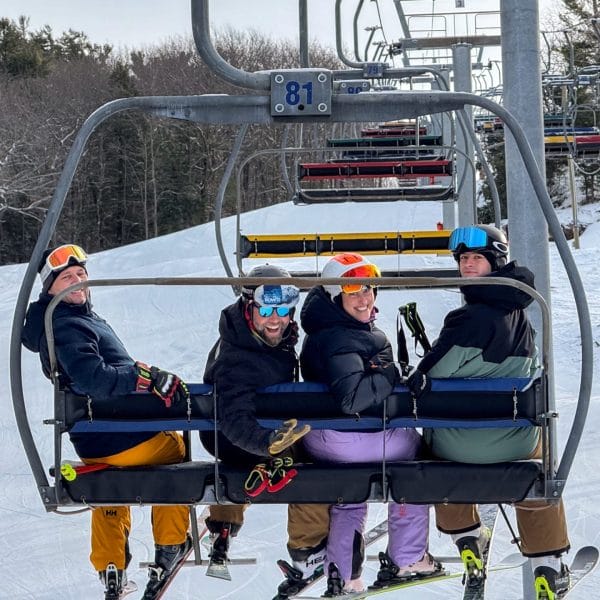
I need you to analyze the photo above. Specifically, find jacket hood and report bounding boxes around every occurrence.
[22,292,92,353]
[461,261,536,311]
[301,286,373,335]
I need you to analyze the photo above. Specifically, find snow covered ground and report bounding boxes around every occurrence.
[3,200,599,599]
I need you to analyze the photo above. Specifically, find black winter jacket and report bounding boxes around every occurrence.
[300,286,397,414]
[21,292,154,458]
[203,298,298,457]
[419,261,537,378]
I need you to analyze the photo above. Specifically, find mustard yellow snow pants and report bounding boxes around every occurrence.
[84,431,190,571]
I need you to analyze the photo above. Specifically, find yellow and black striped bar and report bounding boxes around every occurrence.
[239,230,452,258]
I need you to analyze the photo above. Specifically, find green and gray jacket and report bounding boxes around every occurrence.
[418,261,539,463]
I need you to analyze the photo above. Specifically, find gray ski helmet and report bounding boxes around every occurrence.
[241,263,292,301]
[450,224,509,271]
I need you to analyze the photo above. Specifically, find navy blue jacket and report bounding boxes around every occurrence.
[22,293,155,458]
[300,286,396,414]
[203,298,298,457]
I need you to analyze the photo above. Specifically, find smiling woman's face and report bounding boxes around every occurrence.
[340,286,375,322]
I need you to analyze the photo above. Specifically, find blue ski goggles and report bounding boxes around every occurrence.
[448,227,508,254]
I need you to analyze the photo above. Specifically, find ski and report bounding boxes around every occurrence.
[295,552,526,599]
[524,545,599,600]
[460,503,500,600]
[559,545,599,598]
[272,520,389,600]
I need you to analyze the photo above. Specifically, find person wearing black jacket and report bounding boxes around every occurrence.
[199,264,329,597]
[21,244,191,600]
[300,253,440,596]
[406,225,571,598]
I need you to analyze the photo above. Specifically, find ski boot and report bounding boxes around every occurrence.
[142,535,192,599]
[372,551,442,589]
[210,524,230,565]
[273,542,326,599]
[533,563,570,599]
[99,563,126,600]
[455,528,491,586]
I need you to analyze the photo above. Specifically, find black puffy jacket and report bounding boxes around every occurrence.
[203,298,298,457]
[300,286,397,414]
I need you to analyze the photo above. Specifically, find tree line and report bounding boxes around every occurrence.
[0,17,339,265]
[2,2,598,266]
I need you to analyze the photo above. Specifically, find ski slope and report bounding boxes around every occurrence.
[3,200,599,599]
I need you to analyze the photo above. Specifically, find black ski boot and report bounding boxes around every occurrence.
[322,562,346,597]
[273,540,327,599]
[142,535,192,599]
[210,523,231,565]
[533,563,570,599]
[99,563,126,600]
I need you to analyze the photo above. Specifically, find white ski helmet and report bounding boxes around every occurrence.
[321,253,381,299]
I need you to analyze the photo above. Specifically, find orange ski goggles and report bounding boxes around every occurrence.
[340,264,381,294]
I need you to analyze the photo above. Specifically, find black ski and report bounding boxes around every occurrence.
[272,520,389,600]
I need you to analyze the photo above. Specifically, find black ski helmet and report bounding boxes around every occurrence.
[450,224,509,271]
[241,263,293,301]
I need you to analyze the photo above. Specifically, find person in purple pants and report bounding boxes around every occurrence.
[299,253,442,596]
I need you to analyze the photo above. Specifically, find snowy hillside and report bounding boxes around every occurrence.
[3,199,599,599]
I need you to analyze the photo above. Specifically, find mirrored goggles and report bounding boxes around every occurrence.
[256,305,292,318]
[341,264,381,294]
[40,244,87,284]
[254,284,300,308]
[448,227,489,251]
[449,227,509,256]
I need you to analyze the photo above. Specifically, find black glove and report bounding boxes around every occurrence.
[369,361,400,387]
[135,361,190,408]
[406,368,431,399]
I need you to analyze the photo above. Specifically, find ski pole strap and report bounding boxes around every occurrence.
[396,310,411,377]
[399,302,432,356]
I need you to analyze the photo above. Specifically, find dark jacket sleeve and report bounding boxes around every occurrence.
[324,347,394,414]
[210,347,274,457]
[53,316,136,399]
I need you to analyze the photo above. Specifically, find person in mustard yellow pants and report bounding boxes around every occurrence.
[22,244,191,599]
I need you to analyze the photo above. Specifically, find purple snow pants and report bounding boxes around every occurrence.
[303,429,430,583]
